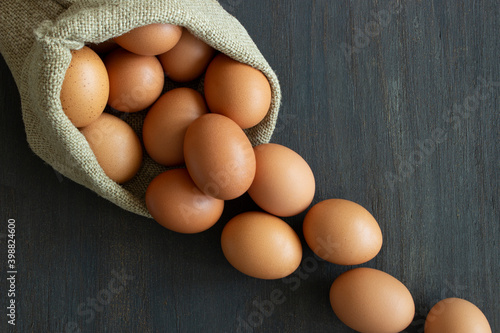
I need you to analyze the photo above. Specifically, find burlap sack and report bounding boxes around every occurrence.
[0,0,281,217]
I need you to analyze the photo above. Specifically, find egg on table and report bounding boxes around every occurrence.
[247,143,315,217]
[146,169,224,234]
[424,297,492,333]
[221,211,302,279]
[303,198,383,265]
[329,267,415,333]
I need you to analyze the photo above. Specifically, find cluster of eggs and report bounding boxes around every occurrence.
[59,23,491,333]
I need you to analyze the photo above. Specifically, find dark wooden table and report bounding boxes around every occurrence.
[1,1,498,332]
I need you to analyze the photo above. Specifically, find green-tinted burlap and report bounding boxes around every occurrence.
[0,0,281,217]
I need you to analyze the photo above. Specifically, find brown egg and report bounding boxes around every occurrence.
[221,211,302,279]
[425,298,492,333]
[60,46,109,128]
[142,88,207,166]
[330,268,415,333]
[158,28,216,82]
[80,113,142,184]
[303,199,383,265]
[104,48,164,112]
[184,113,256,200]
[204,53,271,129]
[114,23,183,56]
[146,169,224,234]
[247,143,315,217]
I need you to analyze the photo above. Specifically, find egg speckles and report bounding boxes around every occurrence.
[60,46,109,128]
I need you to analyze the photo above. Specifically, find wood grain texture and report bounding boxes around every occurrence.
[1,0,498,332]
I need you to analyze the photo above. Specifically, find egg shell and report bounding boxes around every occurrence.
[158,28,216,82]
[184,113,256,200]
[80,113,142,184]
[204,53,271,129]
[329,267,415,333]
[104,48,164,112]
[60,46,109,128]
[114,23,183,56]
[247,143,315,217]
[303,199,383,265]
[424,298,492,333]
[143,88,208,166]
[146,169,224,234]
[221,211,302,279]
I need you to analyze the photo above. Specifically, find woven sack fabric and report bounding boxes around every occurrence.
[0,0,281,217]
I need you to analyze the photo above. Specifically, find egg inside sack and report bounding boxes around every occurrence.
[114,23,183,56]
[183,113,256,200]
[60,46,109,128]
[221,211,302,279]
[146,169,224,234]
[143,87,208,166]
[158,28,216,82]
[80,113,142,184]
[104,48,164,112]
[204,53,271,129]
